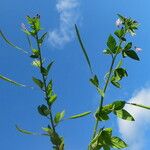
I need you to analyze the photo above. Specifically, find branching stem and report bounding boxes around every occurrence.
[90,32,126,147]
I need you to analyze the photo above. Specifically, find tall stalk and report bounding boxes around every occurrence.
[35,31,56,133]
[2,15,92,150]
[76,14,142,150]
[91,35,125,140]
[22,15,65,150]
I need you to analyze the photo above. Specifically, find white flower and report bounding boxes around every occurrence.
[115,19,122,27]
[135,47,142,52]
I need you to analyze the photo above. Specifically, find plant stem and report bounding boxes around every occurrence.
[35,33,60,150]
[35,33,56,133]
[90,36,125,144]
[92,54,117,139]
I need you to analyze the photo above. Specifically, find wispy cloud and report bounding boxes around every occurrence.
[118,88,150,150]
[48,0,80,48]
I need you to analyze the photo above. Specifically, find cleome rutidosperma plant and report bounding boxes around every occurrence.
[75,14,150,150]
[1,14,150,150]
[0,15,91,150]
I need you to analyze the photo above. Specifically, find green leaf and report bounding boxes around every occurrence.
[95,111,109,121]
[117,14,125,22]
[91,126,127,149]
[42,127,62,145]
[27,15,41,32]
[115,45,122,54]
[38,105,50,116]
[103,145,110,150]
[116,60,123,69]
[111,80,121,88]
[114,68,128,81]
[47,80,53,97]
[102,104,113,114]
[122,51,127,58]
[69,111,91,119]
[95,107,112,121]
[114,29,124,38]
[124,42,132,50]
[32,49,39,55]
[114,109,135,121]
[48,94,57,106]
[34,17,40,31]
[30,49,40,58]
[30,55,39,59]
[59,140,65,150]
[51,132,63,146]
[125,50,140,61]
[112,101,126,110]
[0,30,28,54]
[111,136,128,149]
[90,75,99,87]
[121,37,126,42]
[16,125,35,135]
[41,67,48,76]
[75,24,92,73]
[54,111,65,124]
[32,60,41,68]
[107,35,116,52]
[128,103,150,110]
[42,127,52,134]
[38,32,47,45]
[101,128,112,144]
[90,133,103,150]
[47,61,54,73]
[97,88,105,97]
[91,128,112,149]
[32,77,43,89]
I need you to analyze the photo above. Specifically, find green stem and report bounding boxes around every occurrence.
[90,34,125,145]
[92,54,117,139]
[35,33,60,150]
[35,33,56,133]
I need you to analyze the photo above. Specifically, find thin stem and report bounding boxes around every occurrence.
[35,32,56,133]
[92,55,116,139]
[91,34,125,143]
[35,33,60,150]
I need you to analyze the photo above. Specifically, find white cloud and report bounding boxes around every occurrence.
[118,88,150,150]
[48,0,80,48]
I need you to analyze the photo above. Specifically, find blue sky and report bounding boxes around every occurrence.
[1,0,150,150]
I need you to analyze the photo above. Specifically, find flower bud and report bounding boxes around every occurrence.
[21,23,27,31]
[116,19,122,27]
[135,47,142,52]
